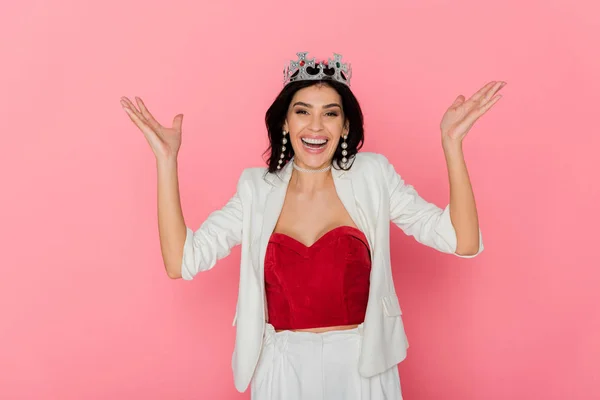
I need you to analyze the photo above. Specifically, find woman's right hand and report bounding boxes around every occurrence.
[120,96,184,161]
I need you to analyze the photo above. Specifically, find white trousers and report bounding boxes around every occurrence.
[251,323,403,400]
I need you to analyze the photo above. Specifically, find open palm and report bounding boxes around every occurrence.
[440,80,506,143]
[120,96,184,160]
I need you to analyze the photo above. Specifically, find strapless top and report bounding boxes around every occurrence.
[264,226,371,331]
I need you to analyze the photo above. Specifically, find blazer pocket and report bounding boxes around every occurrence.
[381,294,402,317]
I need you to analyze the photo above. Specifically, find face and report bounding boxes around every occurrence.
[283,84,349,170]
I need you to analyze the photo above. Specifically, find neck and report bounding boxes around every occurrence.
[289,160,333,192]
[292,160,332,173]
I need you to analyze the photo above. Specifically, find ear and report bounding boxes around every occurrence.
[283,120,289,132]
[344,120,350,135]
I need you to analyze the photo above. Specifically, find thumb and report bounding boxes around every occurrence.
[172,114,184,131]
[451,95,465,107]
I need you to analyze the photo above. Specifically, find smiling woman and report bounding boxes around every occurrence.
[120,51,499,399]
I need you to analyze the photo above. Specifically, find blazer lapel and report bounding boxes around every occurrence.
[332,166,367,241]
[258,161,293,274]
[257,162,293,322]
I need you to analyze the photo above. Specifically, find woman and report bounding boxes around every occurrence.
[120,52,502,400]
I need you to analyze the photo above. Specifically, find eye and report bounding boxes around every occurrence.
[325,112,339,117]
[295,109,309,115]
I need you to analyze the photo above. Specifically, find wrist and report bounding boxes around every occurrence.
[156,156,178,170]
[442,138,464,157]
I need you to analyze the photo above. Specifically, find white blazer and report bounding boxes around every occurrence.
[181,151,483,393]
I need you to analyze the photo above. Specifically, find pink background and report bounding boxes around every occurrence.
[1,0,598,399]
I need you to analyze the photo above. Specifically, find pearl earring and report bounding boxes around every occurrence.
[278,129,288,170]
[341,133,348,165]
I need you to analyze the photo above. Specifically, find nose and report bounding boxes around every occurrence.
[308,114,324,132]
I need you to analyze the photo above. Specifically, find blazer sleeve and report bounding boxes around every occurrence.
[379,154,484,258]
[180,170,247,280]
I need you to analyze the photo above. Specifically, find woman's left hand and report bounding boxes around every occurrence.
[440,80,506,146]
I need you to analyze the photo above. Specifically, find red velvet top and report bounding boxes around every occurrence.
[264,226,371,331]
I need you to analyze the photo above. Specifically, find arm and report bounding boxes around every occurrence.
[119,96,244,279]
[156,157,244,280]
[443,144,481,256]
[179,171,245,281]
[387,80,505,257]
[382,154,483,258]
[156,157,188,278]
[436,79,505,256]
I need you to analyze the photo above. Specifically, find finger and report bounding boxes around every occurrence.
[462,94,502,127]
[480,81,505,105]
[122,104,151,132]
[120,96,140,113]
[120,97,146,122]
[450,95,465,108]
[135,97,162,131]
[122,105,163,146]
[469,81,497,102]
[172,114,184,132]
[479,94,502,114]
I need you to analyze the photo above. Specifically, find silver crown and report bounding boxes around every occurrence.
[283,52,352,87]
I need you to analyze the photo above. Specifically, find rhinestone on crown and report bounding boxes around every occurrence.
[283,52,352,87]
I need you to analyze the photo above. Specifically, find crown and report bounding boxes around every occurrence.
[283,52,352,87]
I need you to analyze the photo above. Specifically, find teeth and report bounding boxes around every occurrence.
[301,137,327,145]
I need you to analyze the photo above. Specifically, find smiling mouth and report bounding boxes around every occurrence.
[301,137,328,149]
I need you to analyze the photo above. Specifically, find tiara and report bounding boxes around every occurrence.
[283,52,352,87]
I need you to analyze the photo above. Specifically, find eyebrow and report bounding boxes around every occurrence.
[292,102,342,110]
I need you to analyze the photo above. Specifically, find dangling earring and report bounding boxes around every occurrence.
[278,129,288,170]
[341,133,348,166]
